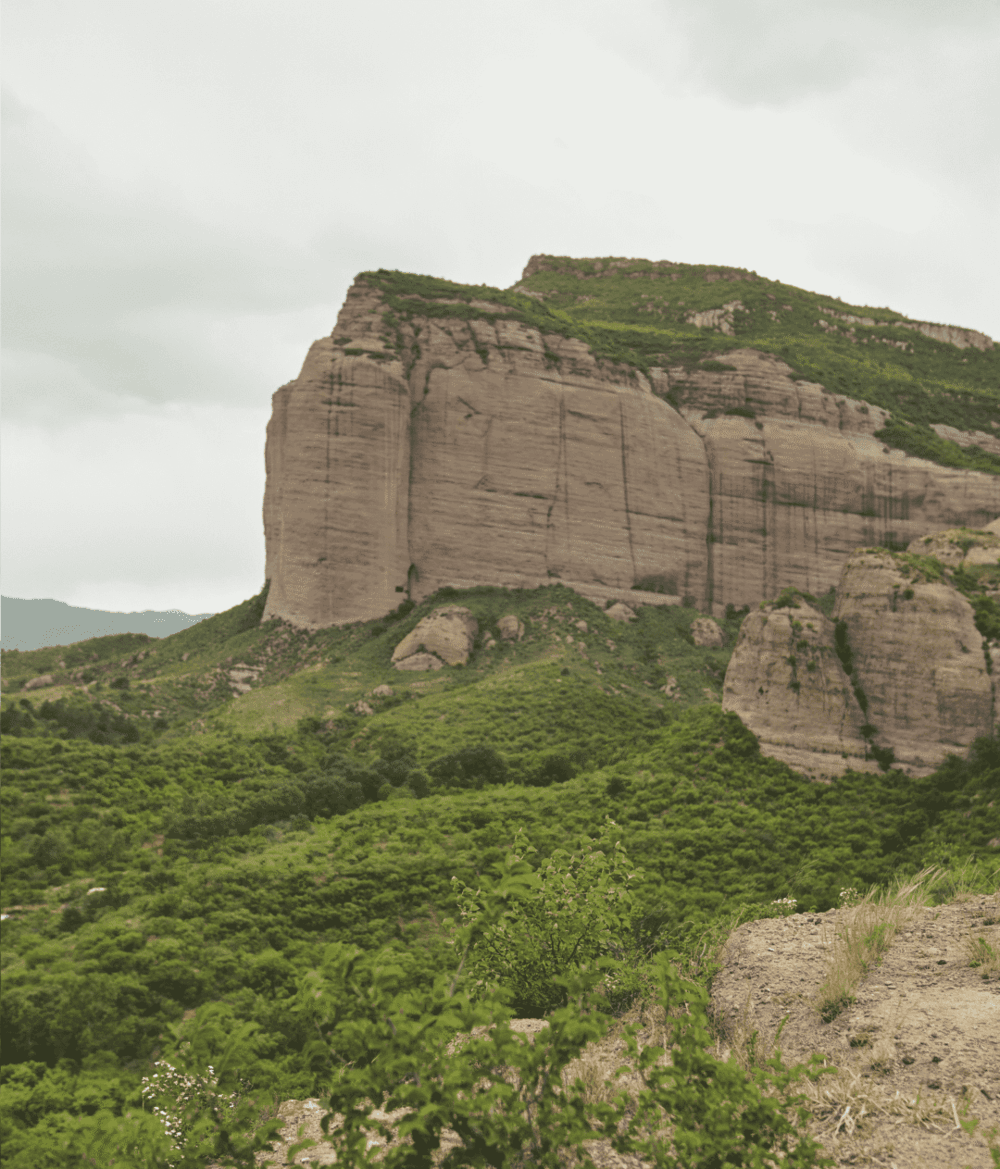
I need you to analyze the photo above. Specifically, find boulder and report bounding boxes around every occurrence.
[393,652,445,672]
[691,617,725,647]
[391,606,478,666]
[497,615,524,641]
[23,675,55,691]
[606,603,636,623]
[351,700,375,715]
[371,684,395,697]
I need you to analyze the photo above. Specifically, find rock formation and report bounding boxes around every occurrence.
[833,548,994,771]
[723,530,1000,775]
[690,617,726,647]
[497,615,524,642]
[391,606,478,670]
[262,264,1000,628]
[722,598,873,776]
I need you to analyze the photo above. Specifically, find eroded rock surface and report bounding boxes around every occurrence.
[834,549,995,771]
[712,893,1000,1169]
[690,617,725,647]
[497,614,524,641]
[262,267,1000,628]
[723,599,873,776]
[391,606,478,669]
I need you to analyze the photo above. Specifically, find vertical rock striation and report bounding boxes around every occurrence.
[834,549,995,771]
[722,598,874,777]
[263,270,1000,628]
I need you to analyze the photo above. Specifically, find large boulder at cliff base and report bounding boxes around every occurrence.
[391,606,478,668]
[393,652,446,672]
[497,615,524,641]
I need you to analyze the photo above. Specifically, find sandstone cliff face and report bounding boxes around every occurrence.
[722,599,874,776]
[833,549,995,771]
[724,537,999,775]
[263,273,1000,628]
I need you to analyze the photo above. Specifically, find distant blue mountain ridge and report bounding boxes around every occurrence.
[1,596,215,651]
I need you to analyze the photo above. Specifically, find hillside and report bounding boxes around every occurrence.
[1,581,998,1165]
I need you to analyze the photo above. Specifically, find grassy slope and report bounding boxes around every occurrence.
[1,585,998,1162]
[366,257,1000,475]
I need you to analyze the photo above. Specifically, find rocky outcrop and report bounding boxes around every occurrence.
[724,532,999,775]
[262,267,1000,628]
[22,675,55,691]
[723,598,874,776]
[391,606,478,670]
[497,615,524,642]
[834,549,995,771]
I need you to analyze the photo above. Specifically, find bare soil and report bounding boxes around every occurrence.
[712,891,1000,1168]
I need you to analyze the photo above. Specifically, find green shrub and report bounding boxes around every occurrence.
[428,745,509,790]
[452,820,645,1018]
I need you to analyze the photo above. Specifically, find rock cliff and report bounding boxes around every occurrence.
[723,530,1000,775]
[262,263,1000,628]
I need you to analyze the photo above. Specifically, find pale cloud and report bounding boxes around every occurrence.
[1,0,996,611]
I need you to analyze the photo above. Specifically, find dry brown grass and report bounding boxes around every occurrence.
[813,867,939,1023]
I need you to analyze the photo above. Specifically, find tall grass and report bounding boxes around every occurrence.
[814,861,999,1023]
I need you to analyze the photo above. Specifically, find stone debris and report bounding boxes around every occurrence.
[393,652,445,672]
[228,663,262,694]
[606,603,637,623]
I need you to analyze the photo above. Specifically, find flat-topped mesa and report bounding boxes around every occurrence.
[262,265,1000,629]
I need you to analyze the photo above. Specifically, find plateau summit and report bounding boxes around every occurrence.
[262,256,999,630]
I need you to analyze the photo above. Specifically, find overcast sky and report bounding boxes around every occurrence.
[3,0,998,616]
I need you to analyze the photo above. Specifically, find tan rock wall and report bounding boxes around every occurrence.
[833,550,995,770]
[262,277,1000,628]
[722,601,873,776]
[262,339,411,627]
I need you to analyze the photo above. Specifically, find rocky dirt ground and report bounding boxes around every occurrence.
[712,891,1000,1168]
[228,893,999,1167]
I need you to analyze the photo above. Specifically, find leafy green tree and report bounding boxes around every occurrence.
[451,819,646,1017]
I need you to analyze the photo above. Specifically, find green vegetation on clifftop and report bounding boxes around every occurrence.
[363,256,999,475]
